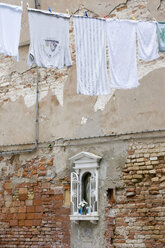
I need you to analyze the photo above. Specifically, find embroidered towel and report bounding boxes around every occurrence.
[106,20,139,89]
[157,22,165,52]
[28,8,72,69]
[137,21,159,61]
[0,3,22,61]
[73,16,110,95]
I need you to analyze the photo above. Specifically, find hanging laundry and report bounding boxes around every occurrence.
[0,3,22,61]
[107,20,139,89]
[137,21,159,61]
[28,9,72,69]
[157,22,165,52]
[73,16,110,95]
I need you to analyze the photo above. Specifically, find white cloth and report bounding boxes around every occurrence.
[0,3,22,61]
[157,22,165,52]
[106,20,139,89]
[73,16,110,95]
[28,9,72,69]
[137,21,159,61]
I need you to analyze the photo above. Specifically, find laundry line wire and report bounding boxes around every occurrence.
[25,2,158,23]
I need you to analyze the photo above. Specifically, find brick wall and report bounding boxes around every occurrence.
[0,155,70,248]
[1,140,165,248]
[105,142,165,248]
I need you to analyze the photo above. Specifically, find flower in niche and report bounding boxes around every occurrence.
[79,199,88,208]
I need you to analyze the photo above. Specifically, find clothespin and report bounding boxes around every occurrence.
[132,16,136,21]
[153,17,157,23]
[85,11,88,17]
[27,2,29,8]
[104,14,107,19]
[48,7,52,13]
[66,9,70,16]
[21,1,23,7]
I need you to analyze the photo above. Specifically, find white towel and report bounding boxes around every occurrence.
[106,20,139,89]
[137,21,159,61]
[73,16,110,96]
[28,8,72,69]
[0,3,22,61]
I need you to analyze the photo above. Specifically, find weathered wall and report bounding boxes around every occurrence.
[105,138,165,248]
[0,0,165,248]
[0,152,71,248]
[0,134,165,247]
[0,0,165,146]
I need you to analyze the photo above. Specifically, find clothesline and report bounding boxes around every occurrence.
[27,4,158,23]
[0,2,165,97]
[26,1,158,23]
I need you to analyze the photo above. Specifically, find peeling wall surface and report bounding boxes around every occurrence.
[0,0,165,145]
[0,135,165,248]
[0,0,165,248]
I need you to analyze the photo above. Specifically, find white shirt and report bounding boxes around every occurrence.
[28,8,72,69]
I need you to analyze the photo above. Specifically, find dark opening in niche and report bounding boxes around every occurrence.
[107,188,115,204]
[82,172,91,205]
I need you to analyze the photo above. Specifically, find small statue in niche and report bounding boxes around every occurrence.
[83,172,91,206]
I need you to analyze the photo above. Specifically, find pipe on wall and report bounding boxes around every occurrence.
[0,0,41,156]
[0,67,39,156]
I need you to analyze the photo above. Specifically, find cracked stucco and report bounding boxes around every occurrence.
[148,0,165,21]
[0,0,165,145]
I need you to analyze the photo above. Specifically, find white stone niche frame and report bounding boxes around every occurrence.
[69,152,102,224]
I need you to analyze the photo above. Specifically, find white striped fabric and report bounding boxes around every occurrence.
[73,16,110,96]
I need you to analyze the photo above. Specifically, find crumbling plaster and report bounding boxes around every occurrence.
[0,0,165,145]
[148,0,165,21]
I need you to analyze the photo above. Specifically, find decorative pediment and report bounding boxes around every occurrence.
[69,152,102,169]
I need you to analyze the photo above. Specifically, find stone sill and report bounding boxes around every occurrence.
[70,215,99,224]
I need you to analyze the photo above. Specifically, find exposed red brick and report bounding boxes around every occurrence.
[33,199,42,206]
[18,213,26,220]
[42,183,50,188]
[138,4,145,9]
[27,213,35,219]
[132,9,137,14]
[35,206,43,212]
[19,194,28,201]
[32,169,37,174]
[105,143,165,248]
[33,219,41,226]
[38,171,46,177]
[27,206,35,213]
[128,150,135,155]
[18,206,26,213]
[117,5,127,11]
[0,157,70,247]
[34,213,42,219]
[25,220,33,226]
[18,220,25,226]
[0,156,4,162]
[10,220,18,226]
[39,166,46,171]
[54,194,63,201]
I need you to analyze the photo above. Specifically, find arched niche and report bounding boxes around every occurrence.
[69,152,102,223]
